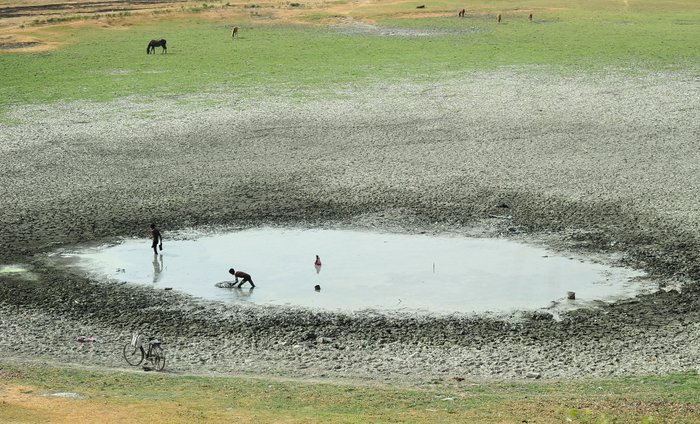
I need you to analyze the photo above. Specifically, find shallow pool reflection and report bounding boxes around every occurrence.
[53,228,649,314]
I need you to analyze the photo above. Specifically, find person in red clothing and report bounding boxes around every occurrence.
[228,268,255,288]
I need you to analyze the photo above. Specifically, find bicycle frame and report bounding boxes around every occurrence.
[124,332,165,371]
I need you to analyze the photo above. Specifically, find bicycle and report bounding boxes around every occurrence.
[123,332,166,371]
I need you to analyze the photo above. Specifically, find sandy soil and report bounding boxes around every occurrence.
[1,70,700,384]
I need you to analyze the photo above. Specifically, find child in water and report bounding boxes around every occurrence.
[228,268,255,288]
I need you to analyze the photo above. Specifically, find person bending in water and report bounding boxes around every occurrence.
[150,223,163,255]
[229,268,255,288]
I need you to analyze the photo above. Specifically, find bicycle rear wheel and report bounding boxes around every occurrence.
[123,343,144,366]
[151,345,166,371]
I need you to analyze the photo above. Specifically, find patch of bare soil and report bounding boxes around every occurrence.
[0,0,187,19]
[329,18,477,36]
[0,39,40,49]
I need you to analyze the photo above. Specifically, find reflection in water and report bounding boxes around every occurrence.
[152,254,163,283]
[231,287,254,300]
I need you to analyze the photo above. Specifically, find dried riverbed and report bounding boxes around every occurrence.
[1,70,699,383]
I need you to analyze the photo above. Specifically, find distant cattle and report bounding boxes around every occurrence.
[528,12,533,21]
[231,26,238,38]
[497,13,502,23]
[416,4,425,8]
[458,8,465,17]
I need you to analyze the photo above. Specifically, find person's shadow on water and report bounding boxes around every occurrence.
[152,254,164,283]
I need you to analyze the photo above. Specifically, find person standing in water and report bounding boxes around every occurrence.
[314,255,322,274]
[150,223,162,255]
[229,268,255,288]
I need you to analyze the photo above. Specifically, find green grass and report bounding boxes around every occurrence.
[0,0,698,112]
[1,363,699,423]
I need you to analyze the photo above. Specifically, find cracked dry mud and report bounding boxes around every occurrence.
[1,70,699,384]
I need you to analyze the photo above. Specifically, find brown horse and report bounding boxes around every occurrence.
[458,8,465,17]
[147,39,167,54]
[231,26,238,38]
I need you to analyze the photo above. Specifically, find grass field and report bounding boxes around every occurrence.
[0,0,698,112]
[1,364,699,423]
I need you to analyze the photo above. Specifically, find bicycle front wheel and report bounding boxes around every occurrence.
[123,343,144,366]
[152,345,166,371]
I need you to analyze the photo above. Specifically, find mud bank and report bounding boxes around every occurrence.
[1,70,699,383]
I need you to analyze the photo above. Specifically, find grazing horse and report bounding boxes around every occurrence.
[458,8,465,17]
[497,13,502,23]
[231,26,238,38]
[147,39,167,54]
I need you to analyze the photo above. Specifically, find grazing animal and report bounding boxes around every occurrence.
[528,12,533,21]
[231,26,238,38]
[146,39,167,54]
[497,13,502,23]
[416,4,425,8]
[458,8,465,17]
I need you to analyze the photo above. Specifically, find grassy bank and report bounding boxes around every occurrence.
[0,0,698,112]
[1,363,699,423]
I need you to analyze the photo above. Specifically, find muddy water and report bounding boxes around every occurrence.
[49,228,650,314]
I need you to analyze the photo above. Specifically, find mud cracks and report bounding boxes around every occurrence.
[1,71,699,382]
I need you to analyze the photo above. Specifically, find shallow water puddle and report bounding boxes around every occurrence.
[0,264,38,281]
[0,265,29,273]
[50,228,650,314]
